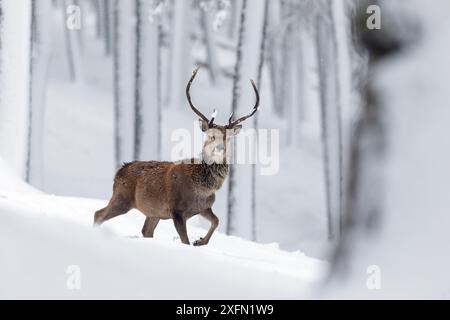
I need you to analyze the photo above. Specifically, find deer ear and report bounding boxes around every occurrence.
[231,125,242,135]
[199,119,209,132]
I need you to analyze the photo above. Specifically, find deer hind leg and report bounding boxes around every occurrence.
[141,217,160,238]
[193,208,219,246]
[93,195,132,226]
[172,213,190,245]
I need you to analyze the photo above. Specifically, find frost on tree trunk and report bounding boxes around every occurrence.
[169,0,192,108]
[93,0,103,38]
[266,0,281,117]
[331,0,357,228]
[134,0,161,160]
[162,1,175,107]
[226,0,240,40]
[27,0,52,187]
[199,8,219,85]
[0,0,32,179]
[315,6,343,241]
[72,0,84,53]
[227,0,267,240]
[113,0,137,167]
[286,30,306,147]
[103,0,113,55]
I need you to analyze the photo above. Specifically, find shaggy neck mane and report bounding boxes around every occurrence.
[198,160,229,190]
[201,161,228,177]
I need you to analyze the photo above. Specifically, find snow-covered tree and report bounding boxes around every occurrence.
[0,0,32,179]
[199,7,219,85]
[283,5,308,147]
[63,0,83,81]
[265,0,282,117]
[93,0,103,38]
[169,0,193,108]
[102,0,113,55]
[27,0,52,187]
[134,0,162,160]
[227,0,268,240]
[315,0,343,240]
[113,0,137,167]
[73,0,85,54]
[162,0,175,107]
[226,0,241,41]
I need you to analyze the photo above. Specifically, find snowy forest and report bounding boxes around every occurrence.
[1,0,450,300]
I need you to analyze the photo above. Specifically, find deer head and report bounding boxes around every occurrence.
[186,67,260,165]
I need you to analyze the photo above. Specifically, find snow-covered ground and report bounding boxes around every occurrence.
[0,160,326,299]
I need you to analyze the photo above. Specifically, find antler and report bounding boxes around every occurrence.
[227,79,260,128]
[186,68,260,129]
[186,67,216,127]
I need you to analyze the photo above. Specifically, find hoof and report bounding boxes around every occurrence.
[193,237,205,246]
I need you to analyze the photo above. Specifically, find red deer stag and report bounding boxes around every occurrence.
[94,67,259,246]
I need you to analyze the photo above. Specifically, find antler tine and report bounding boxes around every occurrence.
[228,112,234,126]
[186,67,210,124]
[227,79,260,128]
[209,109,217,126]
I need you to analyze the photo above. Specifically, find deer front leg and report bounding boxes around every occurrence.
[173,213,190,245]
[193,208,219,246]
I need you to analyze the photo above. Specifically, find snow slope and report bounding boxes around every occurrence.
[0,161,326,299]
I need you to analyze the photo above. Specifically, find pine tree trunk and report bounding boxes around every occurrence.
[227,0,240,40]
[286,31,302,147]
[250,0,269,241]
[0,0,32,178]
[73,0,85,54]
[134,0,161,161]
[163,1,175,107]
[27,0,52,187]
[93,0,103,38]
[315,6,343,241]
[227,0,267,240]
[103,0,112,55]
[63,0,83,81]
[266,0,282,117]
[170,0,192,108]
[316,18,333,240]
[113,0,137,167]
[200,9,219,85]
[329,0,344,235]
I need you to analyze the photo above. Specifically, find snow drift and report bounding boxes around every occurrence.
[0,160,326,299]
